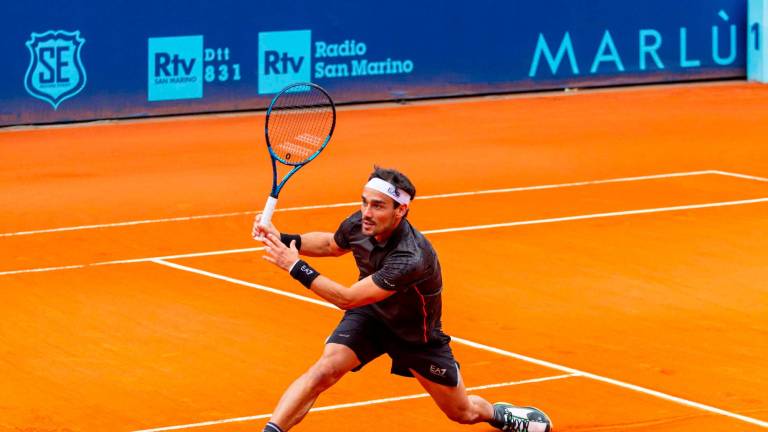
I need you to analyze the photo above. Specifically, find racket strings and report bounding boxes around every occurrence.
[268,86,334,164]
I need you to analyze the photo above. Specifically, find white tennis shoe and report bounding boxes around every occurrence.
[490,403,552,432]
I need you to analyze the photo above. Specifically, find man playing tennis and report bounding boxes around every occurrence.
[255,166,552,432]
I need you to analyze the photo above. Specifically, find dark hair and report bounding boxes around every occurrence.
[368,166,416,208]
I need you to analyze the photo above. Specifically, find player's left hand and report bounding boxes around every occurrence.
[252,212,280,241]
[262,233,299,271]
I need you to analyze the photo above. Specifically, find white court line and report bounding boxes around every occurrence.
[0,247,264,277]
[0,211,255,238]
[103,246,265,265]
[0,170,724,238]
[149,261,768,428]
[152,259,334,309]
[0,263,92,275]
[2,196,768,277]
[421,197,768,235]
[147,260,768,430]
[415,170,718,200]
[453,338,768,428]
[131,374,578,432]
[711,170,768,182]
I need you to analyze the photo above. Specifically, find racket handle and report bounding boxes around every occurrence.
[253,196,278,240]
[261,196,278,227]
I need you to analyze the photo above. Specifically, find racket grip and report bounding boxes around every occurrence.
[254,196,279,240]
[261,196,278,227]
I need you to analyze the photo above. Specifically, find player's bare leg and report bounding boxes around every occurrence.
[410,367,494,424]
[265,343,360,432]
[411,368,552,431]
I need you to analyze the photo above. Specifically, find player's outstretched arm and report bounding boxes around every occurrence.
[305,275,393,309]
[254,213,347,258]
[262,234,392,309]
[297,232,348,257]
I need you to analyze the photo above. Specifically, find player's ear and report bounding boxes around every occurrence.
[395,203,408,218]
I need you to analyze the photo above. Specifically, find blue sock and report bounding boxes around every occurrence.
[263,421,284,432]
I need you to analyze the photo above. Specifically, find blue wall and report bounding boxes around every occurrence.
[0,0,745,126]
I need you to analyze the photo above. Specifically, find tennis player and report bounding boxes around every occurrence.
[255,166,552,432]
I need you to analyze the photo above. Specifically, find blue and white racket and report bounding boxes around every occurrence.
[253,82,336,239]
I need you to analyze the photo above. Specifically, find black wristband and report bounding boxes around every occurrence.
[289,260,320,289]
[280,233,301,250]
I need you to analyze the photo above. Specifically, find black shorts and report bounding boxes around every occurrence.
[326,309,460,387]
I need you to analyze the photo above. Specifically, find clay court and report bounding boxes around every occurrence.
[1,82,767,431]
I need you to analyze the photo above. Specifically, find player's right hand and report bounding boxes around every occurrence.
[252,213,281,241]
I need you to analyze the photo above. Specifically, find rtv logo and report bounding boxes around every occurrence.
[155,51,197,77]
[148,35,203,101]
[258,30,311,94]
[264,51,305,75]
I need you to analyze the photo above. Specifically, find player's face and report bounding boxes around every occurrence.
[361,188,406,239]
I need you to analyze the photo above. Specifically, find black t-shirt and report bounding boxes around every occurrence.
[334,211,449,345]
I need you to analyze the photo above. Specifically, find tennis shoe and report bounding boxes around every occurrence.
[490,403,552,432]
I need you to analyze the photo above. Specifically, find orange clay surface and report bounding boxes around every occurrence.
[0,82,767,431]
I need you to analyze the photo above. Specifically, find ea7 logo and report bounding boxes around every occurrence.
[258,30,311,94]
[300,264,315,276]
[429,365,447,377]
[24,30,87,109]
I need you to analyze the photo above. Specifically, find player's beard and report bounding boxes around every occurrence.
[362,216,377,235]
[363,213,399,239]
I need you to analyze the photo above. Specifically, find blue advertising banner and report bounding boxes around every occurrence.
[0,0,746,126]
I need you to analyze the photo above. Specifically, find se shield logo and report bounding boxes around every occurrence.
[24,30,87,110]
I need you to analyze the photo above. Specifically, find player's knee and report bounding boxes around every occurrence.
[307,358,345,390]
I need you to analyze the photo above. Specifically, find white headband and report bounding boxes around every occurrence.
[365,177,411,205]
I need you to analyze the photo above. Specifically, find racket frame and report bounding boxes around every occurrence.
[257,82,336,232]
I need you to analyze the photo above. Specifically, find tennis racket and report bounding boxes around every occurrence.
[253,82,336,239]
